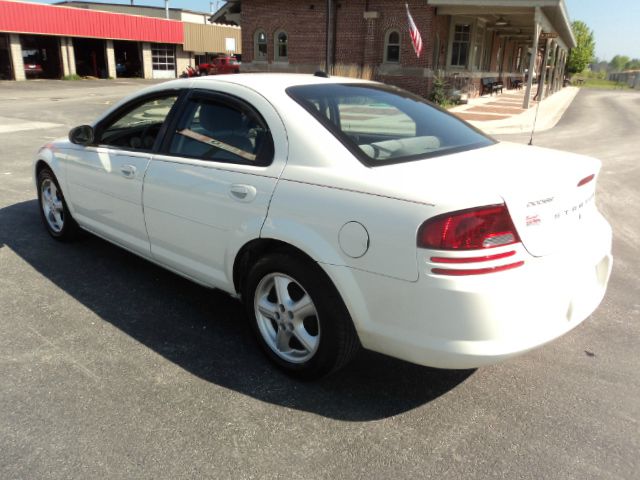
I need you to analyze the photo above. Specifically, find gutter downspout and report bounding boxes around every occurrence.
[326,0,333,73]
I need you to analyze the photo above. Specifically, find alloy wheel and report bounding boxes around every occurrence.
[254,272,321,364]
[40,178,65,233]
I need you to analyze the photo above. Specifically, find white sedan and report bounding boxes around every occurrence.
[34,73,613,378]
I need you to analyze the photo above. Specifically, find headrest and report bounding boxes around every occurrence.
[198,102,244,133]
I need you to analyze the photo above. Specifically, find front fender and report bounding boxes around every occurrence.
[33,142,63,188]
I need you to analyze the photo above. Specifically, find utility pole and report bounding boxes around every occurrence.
[165,0,169,19]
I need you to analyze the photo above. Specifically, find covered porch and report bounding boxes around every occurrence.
[429,0,576,108]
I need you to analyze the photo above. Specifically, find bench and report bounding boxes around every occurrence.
[510,77,523,90]
[481,77,504,96]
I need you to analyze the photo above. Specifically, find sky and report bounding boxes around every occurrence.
[33,0,640,61]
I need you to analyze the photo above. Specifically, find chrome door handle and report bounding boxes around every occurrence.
[229,184,257,202]
[121,164,136,178]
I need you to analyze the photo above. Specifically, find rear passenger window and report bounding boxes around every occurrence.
[168,95,274,166]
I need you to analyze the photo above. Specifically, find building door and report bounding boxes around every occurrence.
[151,43,176,79]
[113,40,142,78]
[73,38,107,78]
[0,34,13,80]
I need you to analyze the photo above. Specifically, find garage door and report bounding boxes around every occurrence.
[151,43,175,79]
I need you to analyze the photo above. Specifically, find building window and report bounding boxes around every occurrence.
[254,30,267,61]
[384,30,400,63]
[451,24,471,67]
[151,43,175,71]
[274,30,288,62]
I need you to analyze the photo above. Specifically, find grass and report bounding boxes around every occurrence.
[574,78,630,90]
[62,74,82,81]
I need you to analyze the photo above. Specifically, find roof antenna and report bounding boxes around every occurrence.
[314,70,330,78]
[528,93,542,146]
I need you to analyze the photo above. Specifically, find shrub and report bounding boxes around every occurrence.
[429,71,451,107]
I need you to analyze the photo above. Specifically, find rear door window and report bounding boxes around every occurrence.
[165,92,274,166]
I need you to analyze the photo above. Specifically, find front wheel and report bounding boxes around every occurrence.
[243,253,360,379]
[37,167,79,241]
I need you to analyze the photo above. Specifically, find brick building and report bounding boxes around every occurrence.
[228,0,575,108]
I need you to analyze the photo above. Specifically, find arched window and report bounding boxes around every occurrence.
[275,30,288,62]
[254,30,267,61]
[384,30,400,63]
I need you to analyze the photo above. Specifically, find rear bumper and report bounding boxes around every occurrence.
[324,212,613,369]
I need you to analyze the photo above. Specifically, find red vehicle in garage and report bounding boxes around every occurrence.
[24,62,43,77]
[197,55,240,75]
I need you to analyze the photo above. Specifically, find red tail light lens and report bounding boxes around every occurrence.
[577,174,595,187]
[418,204,520,250]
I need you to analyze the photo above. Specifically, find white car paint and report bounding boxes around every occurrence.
[34,74,613,369]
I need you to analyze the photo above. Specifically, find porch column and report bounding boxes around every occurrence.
[537,37,551,101]
[557,48,565,91]
[552,44,560,93]
[9,34,24,81]
[559,50,567,88]
[523,18,540,109]
[545,40,557,97]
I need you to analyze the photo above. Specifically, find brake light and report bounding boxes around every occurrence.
[418,204,520,250]
[577,174,595,187]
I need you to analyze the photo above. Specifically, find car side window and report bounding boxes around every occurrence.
[98,95,178,151]
[168,95,274,166]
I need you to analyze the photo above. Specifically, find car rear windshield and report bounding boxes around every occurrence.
[286,83,495,166]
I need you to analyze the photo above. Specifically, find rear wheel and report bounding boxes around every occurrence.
[37,167,79,241]
[243,253,360,379]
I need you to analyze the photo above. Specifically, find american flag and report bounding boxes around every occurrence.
[405,3,423,58]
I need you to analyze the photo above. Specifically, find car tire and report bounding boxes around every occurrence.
[243,253,360,379]
[37,167,79,241]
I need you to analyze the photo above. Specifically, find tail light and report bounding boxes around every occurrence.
[577,174,595,187]
[418,204,520,250]
[419,205,524,276]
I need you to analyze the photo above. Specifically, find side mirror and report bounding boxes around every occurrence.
[69,125,94,146]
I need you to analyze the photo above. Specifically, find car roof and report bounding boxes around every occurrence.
[96,73,378,129]
[158,73,375,97]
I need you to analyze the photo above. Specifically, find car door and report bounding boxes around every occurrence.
[143,86,287,291]
[65,92,180,255]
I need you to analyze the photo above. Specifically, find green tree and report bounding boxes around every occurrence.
[609,55,630,72]
[567,21,595,74]
[625,58,640,70]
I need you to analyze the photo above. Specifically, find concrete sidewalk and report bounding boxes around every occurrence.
[450,86,579,135]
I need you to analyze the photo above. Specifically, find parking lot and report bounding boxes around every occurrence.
[1,79,639,479]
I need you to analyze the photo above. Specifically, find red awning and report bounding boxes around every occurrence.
[0,0,184,44]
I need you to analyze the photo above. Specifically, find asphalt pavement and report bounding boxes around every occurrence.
[0,80,638,479]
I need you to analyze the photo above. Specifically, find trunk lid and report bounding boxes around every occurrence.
[375,142,601,257]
